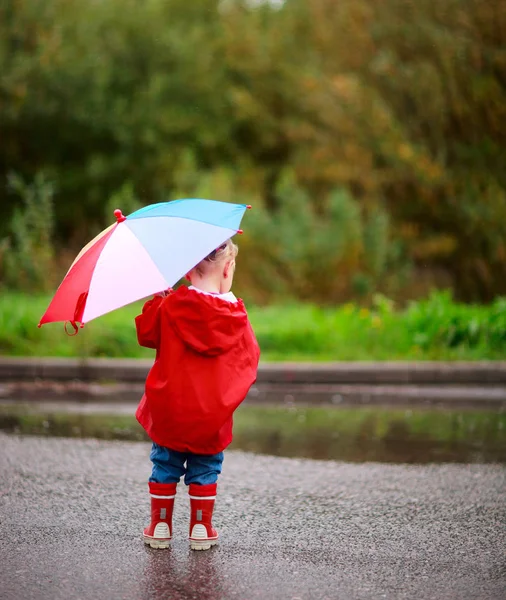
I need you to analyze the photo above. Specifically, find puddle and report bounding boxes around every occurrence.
[0,402,505,464]
[232,405,506,464]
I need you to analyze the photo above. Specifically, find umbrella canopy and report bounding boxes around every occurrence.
[39,199,250,329]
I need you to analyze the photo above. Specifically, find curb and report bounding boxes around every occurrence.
[1,357,506,384]
[1,358,505,409]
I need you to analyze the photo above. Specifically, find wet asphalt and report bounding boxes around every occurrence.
[0,433,505,600]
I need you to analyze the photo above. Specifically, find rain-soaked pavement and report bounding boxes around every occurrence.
[0,433,505,600]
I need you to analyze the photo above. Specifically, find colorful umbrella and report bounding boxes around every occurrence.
[38,199,250,331]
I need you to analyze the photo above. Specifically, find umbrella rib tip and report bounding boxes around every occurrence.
[114,209,127,223]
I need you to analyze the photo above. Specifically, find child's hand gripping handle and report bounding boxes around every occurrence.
[155,288,174,298]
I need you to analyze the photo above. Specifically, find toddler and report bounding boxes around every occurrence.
[135,239,260,550]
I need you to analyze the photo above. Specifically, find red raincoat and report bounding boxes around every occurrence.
[135,285,260,454]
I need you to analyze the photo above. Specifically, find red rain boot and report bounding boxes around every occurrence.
[188,483,219,551]
[143,482,177,549]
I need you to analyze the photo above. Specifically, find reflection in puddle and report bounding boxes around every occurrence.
[140,545,230,600]
[231,405,506,464]
[0,403,505,464]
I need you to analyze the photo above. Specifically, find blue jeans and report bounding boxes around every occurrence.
[149,443,224,486]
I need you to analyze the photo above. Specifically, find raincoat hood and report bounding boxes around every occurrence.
[166,285,249,356]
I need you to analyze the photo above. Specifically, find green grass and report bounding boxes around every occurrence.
[0,290,505,360]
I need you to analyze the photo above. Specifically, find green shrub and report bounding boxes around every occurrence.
[1,173,56,292]
[405,291,506,353]
[238,177,406,303]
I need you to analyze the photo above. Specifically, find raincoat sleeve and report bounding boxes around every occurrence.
[135,296,164,349]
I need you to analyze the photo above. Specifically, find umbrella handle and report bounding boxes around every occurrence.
[64,321,79,336]
[156,287,174,298]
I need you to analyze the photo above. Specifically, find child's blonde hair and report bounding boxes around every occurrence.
[194,238,238,276]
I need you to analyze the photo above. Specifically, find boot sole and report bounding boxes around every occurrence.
[144,536,172,549]
[190,538,218,551]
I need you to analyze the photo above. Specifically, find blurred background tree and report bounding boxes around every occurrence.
[1,0,504,303]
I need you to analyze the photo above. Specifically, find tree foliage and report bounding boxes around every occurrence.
[1,0,505,301]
